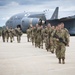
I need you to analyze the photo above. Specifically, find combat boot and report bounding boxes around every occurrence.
[32,43,34,45]
[62,57,65,64]
[41,46,43,49]
[3,39,5,42]
[50,46,54,53]
[11,40,12,43]
[35,43,37,47]
[28,39,29,42]
[10,39,13,42]
[7,39,8,42]
[58,58,61,64]
[38,45,40,48]
[46,48,48,51]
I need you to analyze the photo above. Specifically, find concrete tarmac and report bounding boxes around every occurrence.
[0,34,75,75]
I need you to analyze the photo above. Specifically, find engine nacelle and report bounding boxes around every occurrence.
[21,17,44,32]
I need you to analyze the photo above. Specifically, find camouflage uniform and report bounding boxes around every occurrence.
[61,22,70,46]
[5,27,10,42]
[1,29,6,42]
[44,26,52,51]
[54,26,69,64]
[44,27,48,50]
[30,27,35,45]
[43,27,47,43]
[40,26,44,49]
[15,28,23,43]
[51,26,59,56]
[36,26,42,48]
[26,28,31,42]
[50,27,56,53]
[34,25,38,47]
[62,28,70,46]
[9,28,14,42]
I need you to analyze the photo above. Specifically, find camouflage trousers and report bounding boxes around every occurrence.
[55,43,66,59]
[50,38,56,53]
[2,35,5,42]
[9,33,13,42]
[6,33,9,42]
[31,35,35,45]
[17,35,21,43]
[37,36,42,48]
[45,37,52,51]
[34,36,37,47]
[27,35,30,42]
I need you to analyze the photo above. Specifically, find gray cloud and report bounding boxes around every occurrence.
[0,0,43,6]
[0,0,11,6]
[0,0,56,6]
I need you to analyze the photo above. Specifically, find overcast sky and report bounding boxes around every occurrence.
[0,0,75,26]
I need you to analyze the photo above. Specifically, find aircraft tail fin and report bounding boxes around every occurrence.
[44,7,59,20]
[51,7,59,20]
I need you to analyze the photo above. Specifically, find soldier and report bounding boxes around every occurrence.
[26,27,31,42]
[54,24,70,64]
[5,26,9,42]
[40,25,44,49]
[34,24,38,47]
[1,29,6,42]
[52,26,58,56]
[9,27,14,42]
[44,23,52,52]
[30,26,35,45]
[50,26,56,53]
[44,26,47,43]
[15,26,23,43]
[36,24,42,48]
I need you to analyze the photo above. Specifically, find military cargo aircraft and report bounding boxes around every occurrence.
[6,7,75,35]
[6,7,59,32]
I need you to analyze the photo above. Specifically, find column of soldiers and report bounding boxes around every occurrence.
[1,26,23,43]
[27,22,70,64]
